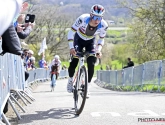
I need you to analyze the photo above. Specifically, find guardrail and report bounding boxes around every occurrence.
[96,60,165,92]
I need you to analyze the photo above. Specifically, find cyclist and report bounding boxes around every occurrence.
[50,55,61,81]
[67,4,108,97]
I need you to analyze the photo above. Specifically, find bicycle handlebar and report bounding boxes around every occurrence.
[76,51,90,57]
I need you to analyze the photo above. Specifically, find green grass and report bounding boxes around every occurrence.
[61,61,104,71]
[106,30,127,44]
[107,30,123,36]
[62,60,122,71]
[111,60,123,70]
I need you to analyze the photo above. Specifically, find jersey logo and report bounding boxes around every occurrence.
[78,18,82,24]
[75,45,78,50]
[104,26,108,31]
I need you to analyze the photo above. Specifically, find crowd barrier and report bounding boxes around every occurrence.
[0,50,68,124]
[96,60,165,91]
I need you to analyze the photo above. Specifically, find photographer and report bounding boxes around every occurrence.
[16,14,35,39]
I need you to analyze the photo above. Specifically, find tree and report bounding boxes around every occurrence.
[116,0,165,63]
[111,43,133,66]
[24,4,71,60]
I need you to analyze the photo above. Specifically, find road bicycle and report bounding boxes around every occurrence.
[50,73,56,92]
[50,65,59,92]
[72,51,89,115]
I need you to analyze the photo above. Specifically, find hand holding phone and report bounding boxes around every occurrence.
[25,14,35,23]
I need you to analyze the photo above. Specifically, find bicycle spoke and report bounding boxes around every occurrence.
[73,66,87,115]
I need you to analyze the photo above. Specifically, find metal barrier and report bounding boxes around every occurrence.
[96,60,165,92]
[0,52,69,124]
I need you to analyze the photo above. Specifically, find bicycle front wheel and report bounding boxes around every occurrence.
[74,65,87,115]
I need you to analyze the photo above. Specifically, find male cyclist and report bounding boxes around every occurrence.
[50,55,61,80]
[67,4,108,97]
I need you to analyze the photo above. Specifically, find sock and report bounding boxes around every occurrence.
[88,82,91,92]
[70,77,73,81]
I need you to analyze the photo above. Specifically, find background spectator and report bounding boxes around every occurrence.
[27,56,36,70]
[39,58,47,68]
[100,65,103,70]
[123,57,134,68]
[0,0,23,35]
[106,65,110,70]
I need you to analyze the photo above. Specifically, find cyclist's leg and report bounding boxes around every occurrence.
[56,73,59,80]
[87,56,96,83]
[85,38,97,97]
[67,33,83,92]
[68,58,79,78]
[85,38,96,83]
[68,33,83,78]
[50,73,54,90]
[51,73,53,81]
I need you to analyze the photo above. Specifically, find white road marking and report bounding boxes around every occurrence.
[91,112,121,117]
[127,110,159,116]
[91,110,161,117]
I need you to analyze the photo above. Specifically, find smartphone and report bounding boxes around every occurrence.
[29,15,35,23]
[25,14,35,23]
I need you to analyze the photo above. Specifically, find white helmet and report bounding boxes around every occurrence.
[28,50,34,55]
[91,4,105,17]
[54,55,59,60]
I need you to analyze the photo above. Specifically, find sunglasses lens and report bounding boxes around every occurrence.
[93,16,102,21]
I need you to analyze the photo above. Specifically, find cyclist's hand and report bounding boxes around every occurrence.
[70,48,76,56]
[96,52,102,58]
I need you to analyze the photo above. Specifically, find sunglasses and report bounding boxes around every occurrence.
[92,16,102,21]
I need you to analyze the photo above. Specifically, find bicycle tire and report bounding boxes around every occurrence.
[74,65,87,115]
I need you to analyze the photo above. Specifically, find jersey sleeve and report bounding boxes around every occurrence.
[67,15,83,49]
[97,20,108,46]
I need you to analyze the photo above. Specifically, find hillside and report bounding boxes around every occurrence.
[38,0,130,17]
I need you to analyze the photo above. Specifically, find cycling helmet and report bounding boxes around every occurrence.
[54,55,60,60]
[91,4,105,17]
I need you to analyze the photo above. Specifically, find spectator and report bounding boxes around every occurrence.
[26,50,35,70]
[0,1,31,56]
[27,56,36,70]
[123,57,134,69]
[16,22,35,39]
[16,14,35,39]
[22,49,29,66]
[2,1,29,116]
[0,0,23,35]
[106,65,110,70]
[28,50,34,58]
[100,65,103,70]
[39,58,47,68]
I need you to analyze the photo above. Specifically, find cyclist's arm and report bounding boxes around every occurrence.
[96,20,108,52]
[49,60,54,72]
[67,15,83,49]
[58,60,62,73]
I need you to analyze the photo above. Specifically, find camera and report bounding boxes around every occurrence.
[25,14,35,23]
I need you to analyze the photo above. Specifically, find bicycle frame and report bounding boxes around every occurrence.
[73,56,85,85]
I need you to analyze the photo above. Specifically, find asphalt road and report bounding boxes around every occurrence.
[14,78,165,125]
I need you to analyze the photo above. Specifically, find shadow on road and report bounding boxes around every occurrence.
[18,107,79,124]
[33,91,52,93]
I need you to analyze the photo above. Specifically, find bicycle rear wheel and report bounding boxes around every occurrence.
[74,65,87,115]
